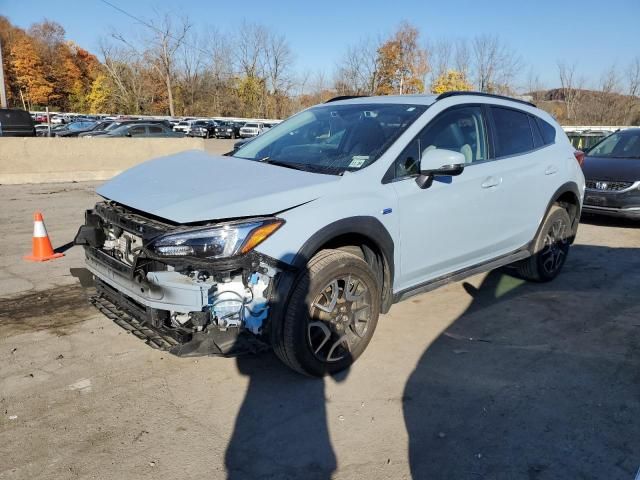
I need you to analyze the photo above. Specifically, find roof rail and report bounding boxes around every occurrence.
[436,91,536,107]
[324,95,369,103]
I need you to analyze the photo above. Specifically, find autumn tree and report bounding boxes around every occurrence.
[375,22,428,95]
[431,70,473,94]
[9,35,53,108]
[86,73,111,113]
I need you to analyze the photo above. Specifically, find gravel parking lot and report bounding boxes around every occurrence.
[0,181,639,480]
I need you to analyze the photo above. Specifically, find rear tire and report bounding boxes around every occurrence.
[272,249,380,376]
[516,205,572,282]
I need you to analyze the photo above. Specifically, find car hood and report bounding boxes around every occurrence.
[582,156,640,182]
[97,150,340,223]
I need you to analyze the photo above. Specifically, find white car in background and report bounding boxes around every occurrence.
[239,122,265,138]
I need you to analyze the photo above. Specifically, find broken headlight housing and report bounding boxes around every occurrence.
[149,218,283,259]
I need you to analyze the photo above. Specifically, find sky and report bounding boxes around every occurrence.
[2,0,639,90]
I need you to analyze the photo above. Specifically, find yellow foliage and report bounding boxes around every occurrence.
[431,70,473,94]
[86,74,111,113]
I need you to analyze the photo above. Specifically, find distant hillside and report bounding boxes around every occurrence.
[529,88,640,126]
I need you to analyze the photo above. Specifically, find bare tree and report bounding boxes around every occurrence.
[178,29,206,115]
[264,31,294,117]
[472,34,521,94]
[99,41,148,114]
[335,37,380,95]
[453,39,471,78]
[627,56,640,97]
[145,14,191,116]
[234,21,268,78]
[558,61,583,122]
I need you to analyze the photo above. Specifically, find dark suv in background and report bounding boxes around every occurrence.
[214,121,243,139]
[0,108,36,136]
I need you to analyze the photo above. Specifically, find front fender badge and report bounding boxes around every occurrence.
[382,208,392,215]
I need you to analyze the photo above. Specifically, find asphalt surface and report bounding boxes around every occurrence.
[0,181,639,480]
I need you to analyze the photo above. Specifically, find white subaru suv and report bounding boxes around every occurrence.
[75,92,585,376]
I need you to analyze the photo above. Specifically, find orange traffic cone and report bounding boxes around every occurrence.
[24,212,65,262]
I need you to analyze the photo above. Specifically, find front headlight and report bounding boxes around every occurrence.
[149,218,284,259]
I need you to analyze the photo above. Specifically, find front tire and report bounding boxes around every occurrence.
[272,249,380,376]
[516,205,572,282]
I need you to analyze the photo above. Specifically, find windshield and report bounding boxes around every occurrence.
[234,103,426,174]
[588,131,640,158]
[244,123,258,128]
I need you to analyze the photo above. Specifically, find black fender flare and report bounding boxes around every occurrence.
[531,181,582,250]
[268,216,395,342]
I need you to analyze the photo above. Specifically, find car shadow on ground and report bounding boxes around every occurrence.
[224,353,340,480]
[224,263,350,480]
[403,244,640,479]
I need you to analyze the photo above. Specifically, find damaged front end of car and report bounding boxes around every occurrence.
[74,201,289,357]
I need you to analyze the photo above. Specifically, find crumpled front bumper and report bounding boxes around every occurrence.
[85,246,211,314]
[74,203,275,357]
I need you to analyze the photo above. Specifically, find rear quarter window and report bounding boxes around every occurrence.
[491,107,534,157]
[535,117,556,145]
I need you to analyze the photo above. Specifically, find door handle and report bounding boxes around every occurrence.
[545,165,558,175]
[481,176,501,188]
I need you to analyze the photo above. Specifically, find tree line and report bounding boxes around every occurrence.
[1,14,639,125]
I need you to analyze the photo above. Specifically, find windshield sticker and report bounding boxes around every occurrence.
[349,156,369,168]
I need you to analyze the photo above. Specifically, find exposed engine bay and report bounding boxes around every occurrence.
[74,202,285,357]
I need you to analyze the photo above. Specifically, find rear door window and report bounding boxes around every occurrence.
[490,107,534,157]
[129,125,146,136]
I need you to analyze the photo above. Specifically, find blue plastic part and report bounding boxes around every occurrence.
[244,307,268,334]
[382,207,393,215]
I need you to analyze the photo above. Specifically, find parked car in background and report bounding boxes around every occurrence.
[55,120,114,137]
[52,120,97,137]
[188,120,217,138]
[35,124,50,136]
[566,129,611,151]
[80,119,172,137]
[215,121,242,139]
[581,128,640,219]
[0,108,36,136]
[173,120,192,134]
[102,123,184,138]
[239,122,265,138]
[50,114,70,125]
[75,92,584,376]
